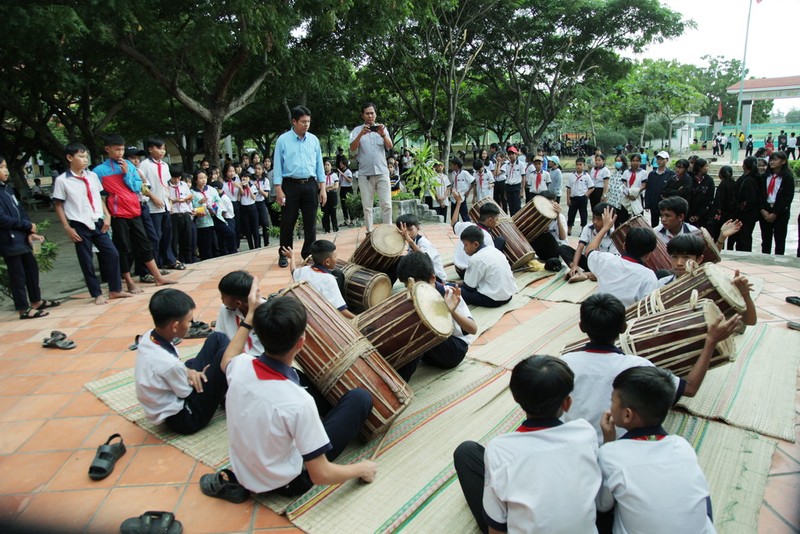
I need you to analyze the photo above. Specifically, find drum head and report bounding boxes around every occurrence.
[371,225,406,256]
[698,227,722,263]
[532,195,557,219]
[701,263,746,313]
[367,276,393,307]
[700,298,736,357]
[412,282,455,337]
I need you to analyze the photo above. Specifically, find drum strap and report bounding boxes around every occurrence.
[316,337,377,396]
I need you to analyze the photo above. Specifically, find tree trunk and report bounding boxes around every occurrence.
[204,117,224,167]
[639,114,647,148]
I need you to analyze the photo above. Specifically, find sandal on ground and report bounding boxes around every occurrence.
[159,269,171,275]
[166,261,186,270]
[786,296,800,307]
[50,330,68,342]
[120,511,182,534]
[35,299,60,310]
[186,325,211,339]
[19,307,49,320]
[42,335,76,350]
[199,469,250,503]
[788,321,800,331]
[191,320,210,330]
[88,433,126,480]
[139,274,156,284]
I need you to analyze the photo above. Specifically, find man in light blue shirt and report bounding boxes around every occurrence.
[273,106,327,267]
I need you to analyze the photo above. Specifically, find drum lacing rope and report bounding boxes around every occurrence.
[315,337,378,396]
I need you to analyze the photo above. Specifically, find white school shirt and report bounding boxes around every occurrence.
[451,169,474,198]
[215,303,265,356]
[548,214,569,245]
[597,436,715,534]
[168,180,193,215]
[226,354,331,493]
[338,168,354,188]
[590,166,611,189]
[525,166,551,194]
[653,221,698,245]
[453,221,494,270]
[224,178,242,202]
[134,329,192,424]
[449,291,474,345]
[464,246,517,301]
[52,169,105,229]
[240,182,257,206]
[254,177,270,202]
[292,266,347,310]
[139,158,171,213]
[623,169,647,194]
[765,173,782,204]
[567,172,593,197]
[502,160,524,185]
[578,224,618,253]
[587,251,658,307]
[217,193,236,220]
[412,235,447,282]
[483,419,601,534]
[324,172,339,190]
[561,348,682,444]
[473,169,494,200]
[430,173,450,206]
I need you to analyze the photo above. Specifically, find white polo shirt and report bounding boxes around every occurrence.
[226,354,331,493]
[590,166,611,189]
[453,222,494,270]
[223,178,242,202]
[168,181,194,215]
[292,265,347,311]
[215,302,266,356]
[623,169,647,191]
[218,193,235,220]
[449,290,475,345]
[464,246,517,301]
[502,161,524,185]
[134,330,191,424]
[597,433,715,534]
[586,251,658,307]
[139,158,171,213]
[52,169,105,229]
[254,177,270,202]
[240,182,257,206]
[567,172,593,197]
[653,222,699,245]
[525,167,551,194]
[483,419,601,533]
[429,173,451,205]
[451,169,474,197]
[412,235,447,282]
[579,224,618,253]
[473,169,494,200]
[561,346,683,444]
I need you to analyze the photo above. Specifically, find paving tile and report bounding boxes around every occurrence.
[769,447,800,476]
[0,420,45,454]
[18,416,103,452]
[758,501,800,533]
[62,351,122,372]
[0,374,50,396]
[116,445,195,486]
[763,472,800,530]
[86,485,182,534]
[174,482,255,533]
[33,370,102,395]
[15,488,108,532]
[80,414,151,449]
[0,451,71,493]
[0,494,33,524]
[56,391,111,417]
[253,506,294,529]
[0,394,72,422]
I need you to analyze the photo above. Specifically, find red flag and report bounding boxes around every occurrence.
[717,100,723,120]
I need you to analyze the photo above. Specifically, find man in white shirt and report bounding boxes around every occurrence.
[349,102,393,232]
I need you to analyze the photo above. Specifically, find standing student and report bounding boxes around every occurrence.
[450,157,475,222]
[430,162,451,220]
[759,150,795,255]
[458,225,517,308]
[588,154,610,210]
[264,157,281,230]
[349,102,392,232]
[711,165,737,242]
[502,147,524,215]
[661,158,692,202]
[566,157,594,235]
[524,155,550,202]
[0,155,59,319]
[745,134,754,157]
[688,158,715,230]
[645,151,675,226]
[337,159,354,226]
[492,151,508,211]
[167,165,194,265]
[321,160,339,233]
[731,156,761,252]
[547,155,562,203]
[473,159,494,202]
[191,170,228,261]
[238,173,260,249]
[221,164,242,251]
[139,138,179,270]
[252,163,272,246]
[53,143,134,305]
[210,181,238,255]
[621,153,647,222]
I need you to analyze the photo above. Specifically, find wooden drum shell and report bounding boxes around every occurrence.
[469,198,535,269]
[610,215,672,272]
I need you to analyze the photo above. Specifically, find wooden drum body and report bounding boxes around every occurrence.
[350,225,405,274]
[690,227,722,264]
[619,299,736,377]
[355,282,454,369]
[610,215,672,272]
[279,282,413,439]
[656,262,745,318]
[336,260,392,313]
[512,195,557,242]
[469,198,535,269]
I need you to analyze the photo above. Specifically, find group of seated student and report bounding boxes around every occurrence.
[454,292,741,534]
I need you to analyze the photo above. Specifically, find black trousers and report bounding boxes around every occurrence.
[4,252,41,311]
[214,217,238,255]
[322,191,339,232]
[70,219,121,296]
[589,188,604,211]
[255,200,271,245]
[531,232,561,261]
[760,210,790,255]
[397,336,468,382]
[170,213,193,264]
[110,216,154,275]
[453,441,489,534]
[567,196,588,229]
[460,283,511,308]
[137,203,157,276]
[150,211,176,267]
[559,244,589,271]
[197,225,214,261]
[505,183,522,216]
[339,186,353,222]
[240,203,260,249]
[493,181,507,212]
[280,179,319,260]
[165,332,230,435]
[730,217,757,252]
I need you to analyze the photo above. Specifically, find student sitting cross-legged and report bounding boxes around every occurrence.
[458,225,517,308]
[597,366,716,534]
[282,240,353,318]
[216,270,268,356]
[199,281,377,502]
[453,355,601,534]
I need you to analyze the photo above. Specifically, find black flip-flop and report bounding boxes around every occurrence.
[786,296,800,307]
[50,330,67,341]
[120,511,182,534]
[199,469,250,503]
[36,299,60,310]
[88,433,126,480]
[19,307,48,320]
[42,336,76,350]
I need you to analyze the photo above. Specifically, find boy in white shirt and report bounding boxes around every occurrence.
[597,367,716,534]
[395,252,477,381]
[566,156,594,235]
[138,138,178,269]
[211,181,237,255]
[561,202,619,283]
[449,157,475,221]
[168,165,194,265]
[454,355,601,534]
[135,289,230,434]
[653,196,698,244]
[397,214,447,282]
[524,155,550,202]
[473,159,494,202]
[216,270,267,356]
[431,162,451,220]
[281,240,354,318]
[458,225,517,307]
[450,191,496,279]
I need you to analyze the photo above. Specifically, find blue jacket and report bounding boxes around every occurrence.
[0,181,33,257]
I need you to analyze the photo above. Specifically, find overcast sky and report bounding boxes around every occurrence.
[637,0,799,114]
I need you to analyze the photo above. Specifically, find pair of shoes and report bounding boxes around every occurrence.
[788,321,800,331]
[20,307,48,320]
[199,469,250,503]
[165,261,186,270]
[139,274,156,284]
[121,511,182,534]
[88,433,126,480]
[43,331,76,349]
[278,256,289,268]
[786,296,800,307]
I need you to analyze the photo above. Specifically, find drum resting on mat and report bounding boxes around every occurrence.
[355,282,454,370]
[279,282,413,440]
[350,225,405,274]
[610,215,672,272]
[469,197,535,269]
[512,195,557,242]
[335,260,392,314]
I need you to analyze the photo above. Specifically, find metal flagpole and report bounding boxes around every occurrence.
[732,0,754,164]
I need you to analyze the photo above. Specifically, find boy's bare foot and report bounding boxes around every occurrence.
[568,273,588,284]
[95,295,110,305]
[155,277,178,286]
[586,273,597,282]
[110,291,135,299]
[125,282,145,294]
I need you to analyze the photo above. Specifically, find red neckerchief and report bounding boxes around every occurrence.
[628,169,638,187]
[234,314,253,351]
[767,173,778,196]
[621,254,643,265]
[71,171,95,211]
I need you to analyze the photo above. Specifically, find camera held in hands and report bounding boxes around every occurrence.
[369,124,380,132]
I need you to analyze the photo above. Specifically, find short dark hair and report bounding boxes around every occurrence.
[169,164,183,178]
[625,227,657,258]
[674,158,688,170]
[291,106,311,121]
[450,157,463,169]
[658,196,689,217]
[580,293,626,344]
[65,142,88,157]
[102,134,126,147]
[460,225,484,246]
[478,201,500,222]
[361,101,377,113]
[149,288,195,328]
[254,296,307,356]
[309,239,336,264]
[591,202,613,217]
[396,213,420,229]
[473,159,484,171]
[397,251,435,284]
[613,366,676,426]
[594,153,606,162]
[146,137,165,149]
[218,270,254,299]
[666,233,704,257]
[576,157,585,164]
[510,355,574,417]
